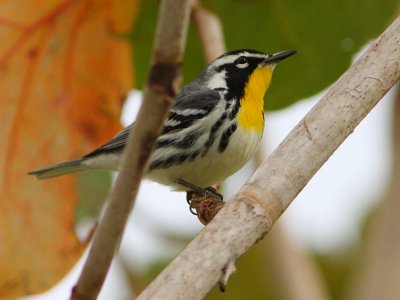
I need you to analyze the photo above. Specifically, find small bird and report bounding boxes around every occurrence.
[29,49,296,197]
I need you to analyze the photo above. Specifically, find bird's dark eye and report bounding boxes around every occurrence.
[234,56,249,69]
[235,56,247,63]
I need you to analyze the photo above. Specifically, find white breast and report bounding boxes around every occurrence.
[146,124,262,190]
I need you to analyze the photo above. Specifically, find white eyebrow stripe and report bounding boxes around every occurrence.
[211,52,268,68]
[211,55,240,67]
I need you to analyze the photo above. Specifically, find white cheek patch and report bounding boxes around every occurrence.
[207,70,227,89]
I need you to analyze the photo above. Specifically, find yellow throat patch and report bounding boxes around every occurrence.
[238,66,273,133]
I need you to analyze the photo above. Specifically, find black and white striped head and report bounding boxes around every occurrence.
[203,49,296,99]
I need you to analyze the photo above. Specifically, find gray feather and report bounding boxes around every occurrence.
[78,89,220,157]
[29,89,221,180]
[82,124,134,158]
[28,158,87,179]
[174,89,220,110]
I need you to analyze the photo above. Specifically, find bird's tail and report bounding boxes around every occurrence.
[28,158,87,180]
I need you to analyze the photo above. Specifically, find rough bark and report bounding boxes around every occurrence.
[136,16,400,300]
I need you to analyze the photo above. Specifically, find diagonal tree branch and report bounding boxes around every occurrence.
[193,8,329,298]
[136,16,400,300]
[70,1,193,299]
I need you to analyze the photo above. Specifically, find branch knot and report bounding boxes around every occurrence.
[148,63,182,98]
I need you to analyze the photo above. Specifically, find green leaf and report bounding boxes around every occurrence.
[75,172,112,222]
[132,0,399,110]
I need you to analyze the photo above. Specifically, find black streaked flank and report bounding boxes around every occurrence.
[188,150,200,161]
[202,112,227,156]
[149,149,201,171]
[228,98,240,120]
[177,134,198,148]
[219,123,237,153]
[149,152,189,170]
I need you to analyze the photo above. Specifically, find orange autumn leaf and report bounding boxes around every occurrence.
[0,0,137,297]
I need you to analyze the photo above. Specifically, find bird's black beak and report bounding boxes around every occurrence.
[263,50,297,65]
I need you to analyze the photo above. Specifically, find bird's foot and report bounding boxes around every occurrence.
[177,179,223,200]
[177,179,225,224]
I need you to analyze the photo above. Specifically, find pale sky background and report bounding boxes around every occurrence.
[24,57,396,299]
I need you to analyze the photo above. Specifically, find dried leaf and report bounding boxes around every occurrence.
[0,0,136,297]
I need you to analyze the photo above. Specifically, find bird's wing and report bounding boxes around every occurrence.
[163,89,221,134]
[82,123,134,158]
[83,89,221,158]
[174,88,220,110]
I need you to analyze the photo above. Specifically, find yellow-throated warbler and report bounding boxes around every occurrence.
[29,49,296,195]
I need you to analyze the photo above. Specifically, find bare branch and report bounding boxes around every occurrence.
[70,1,193,299]
[192,3,226,62]
[136,16,400,300]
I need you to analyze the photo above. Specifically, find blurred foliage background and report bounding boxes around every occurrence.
[132,0,398,109]
[3,0,397,298]
[76,1,399,299]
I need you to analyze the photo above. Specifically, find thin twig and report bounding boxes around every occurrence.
[192,3,226,63]
[136,16,400,300]
[69,1,193,299]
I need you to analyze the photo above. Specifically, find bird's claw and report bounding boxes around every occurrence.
[178,179,223,215]
[203,186,223,200]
